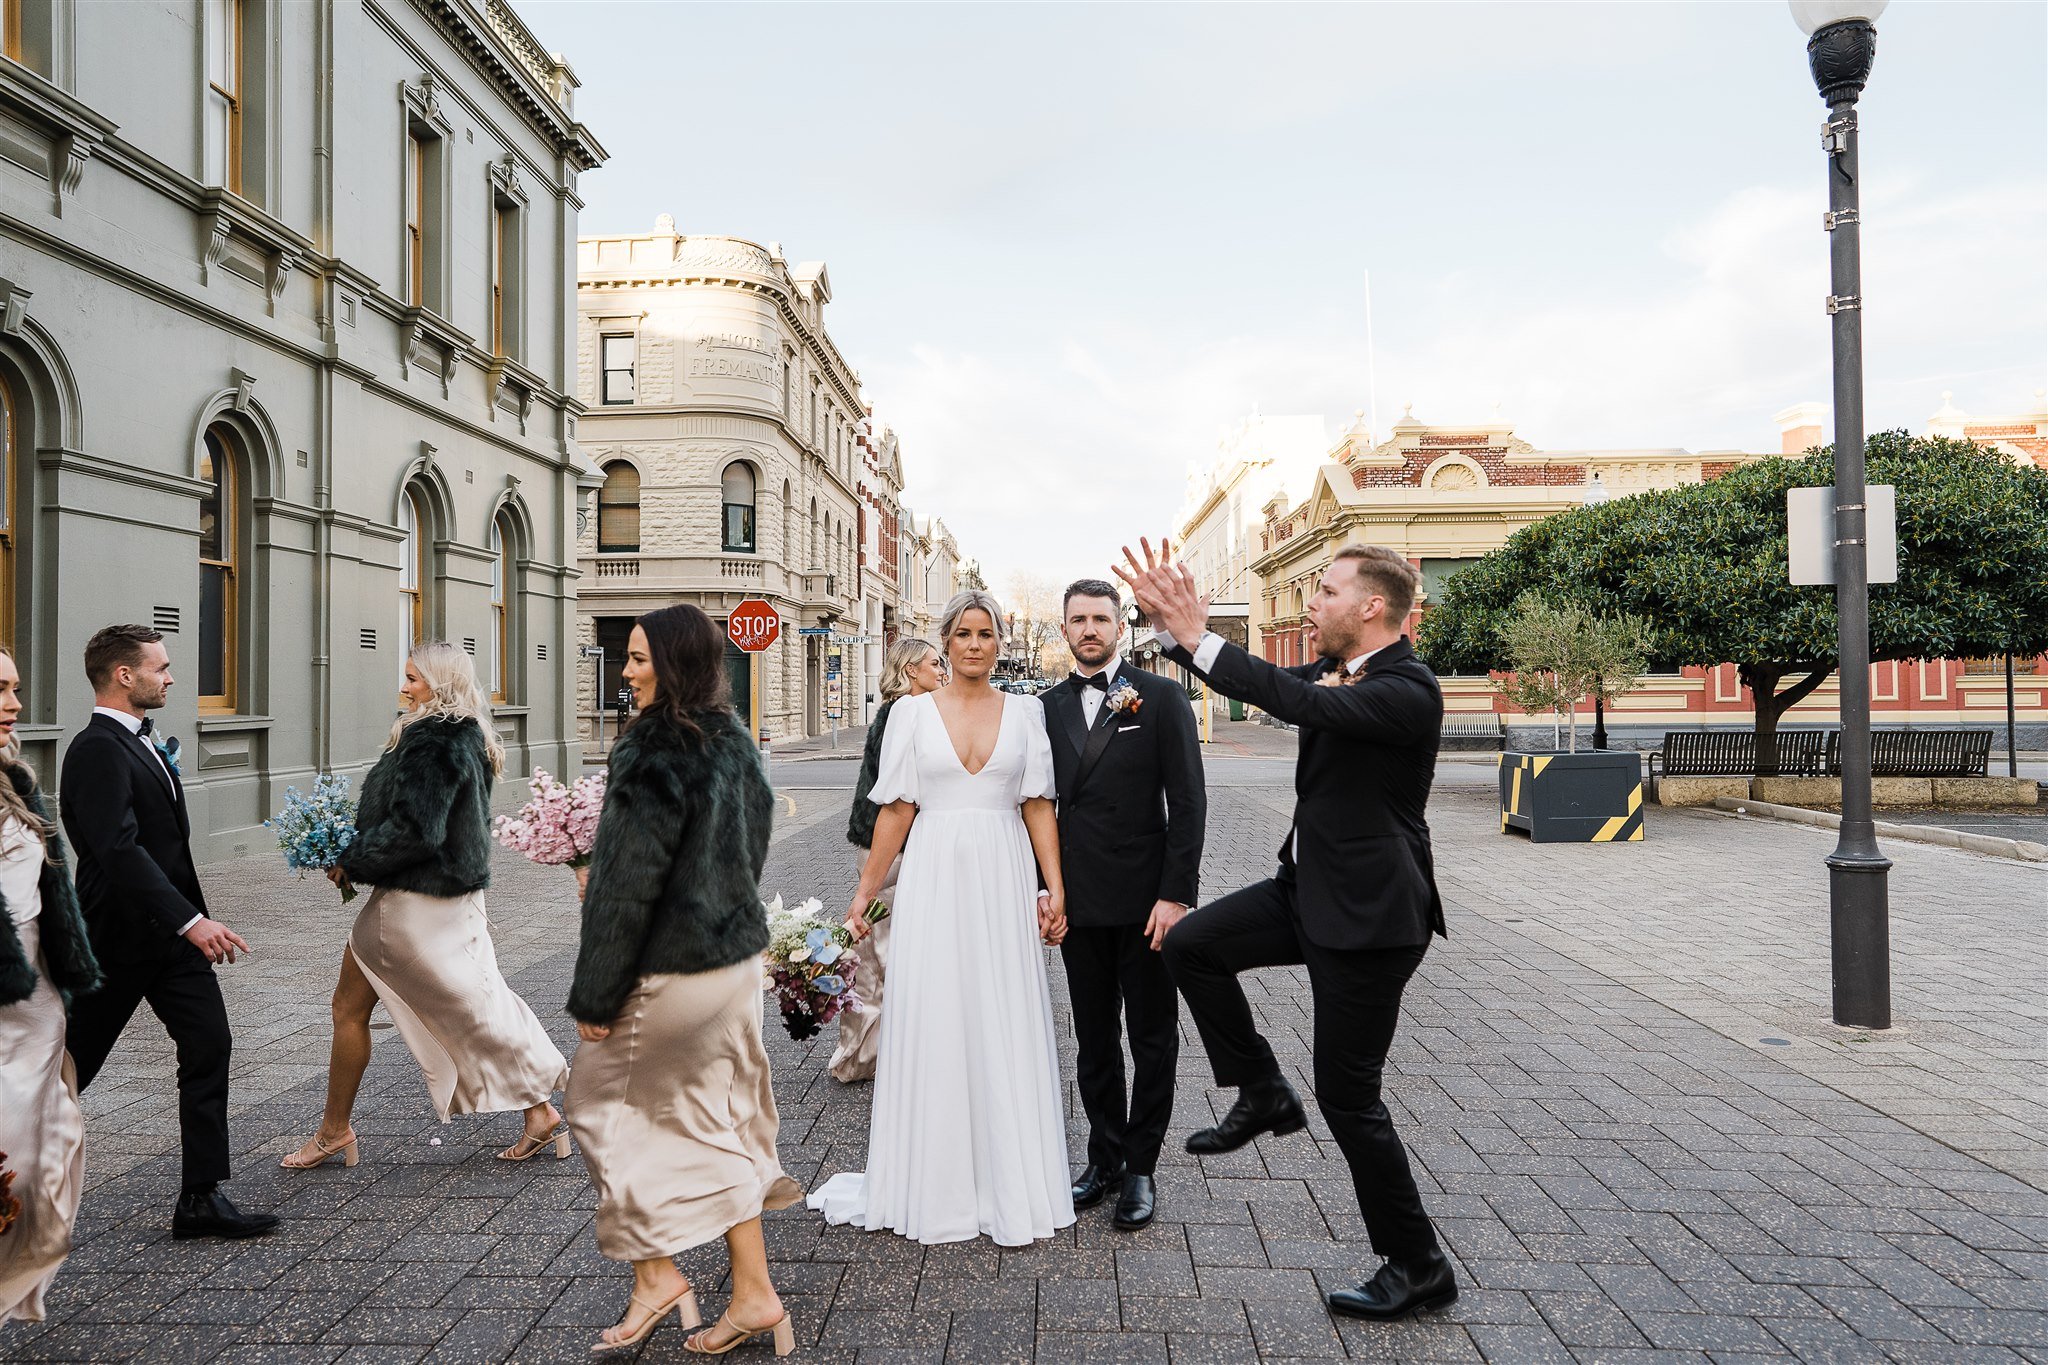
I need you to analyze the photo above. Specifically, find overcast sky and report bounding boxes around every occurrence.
[518,1,2047,587]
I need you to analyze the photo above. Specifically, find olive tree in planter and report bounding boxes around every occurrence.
[1489,595,1654,842]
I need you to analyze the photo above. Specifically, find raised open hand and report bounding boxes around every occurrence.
[1113,537,1210,646]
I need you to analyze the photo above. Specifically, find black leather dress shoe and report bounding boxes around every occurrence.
[1185,1079,1308,1155]
[1071,1163,1125,1210]
[1325,1251,1458,1320]
[1112,1174,1157,1230]
[173,1186,280,1240]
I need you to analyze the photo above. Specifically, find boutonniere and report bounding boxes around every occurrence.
[1315,667,1364,688]
[155,735,182,776]
[1106,683,1143,715]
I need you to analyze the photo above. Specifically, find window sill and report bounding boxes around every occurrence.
[196,714,274,733]
[490,705,530,717]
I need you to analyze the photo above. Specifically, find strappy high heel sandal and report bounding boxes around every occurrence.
[280,1128,359,1169]
[591,1283,702,1353]
[684,1311,796,1356]
[498,1123,571,1162]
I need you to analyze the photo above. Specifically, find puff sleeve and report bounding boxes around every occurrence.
[868,693,922,807]
[1017,697,1058,803]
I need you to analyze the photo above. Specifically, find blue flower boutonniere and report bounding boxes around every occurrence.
[155,735,182,777]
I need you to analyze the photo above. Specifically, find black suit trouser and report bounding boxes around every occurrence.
[1163,877,1439,1262]
[67,941,233,1189]
[1060,922,1180,1177]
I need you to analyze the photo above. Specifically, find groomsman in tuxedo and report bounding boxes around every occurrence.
[1037,579,1205,1230]
[61,624,277,1239]
[1116,542,1453,1320]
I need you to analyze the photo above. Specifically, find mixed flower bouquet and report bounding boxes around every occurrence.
[762,895,867,1042]
[0,1152,21,1236]
[493,769,606,869]
[266,773,359,902]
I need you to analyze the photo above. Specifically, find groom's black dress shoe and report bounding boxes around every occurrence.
[1325,1251,1458,1320]
[1112,1174,1157,1230]
[1185,1078,1308,1155]
[173,1185,280,1240]
[1071,1163,1125,1210]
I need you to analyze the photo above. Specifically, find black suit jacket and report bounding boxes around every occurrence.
[59,712,209,962]
[1044,664,1205,928]
[1169,637,1446,950]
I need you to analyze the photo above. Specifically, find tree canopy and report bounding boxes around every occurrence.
[1416,431,2048,766]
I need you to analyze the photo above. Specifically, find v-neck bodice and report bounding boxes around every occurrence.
[868,692,1055,814]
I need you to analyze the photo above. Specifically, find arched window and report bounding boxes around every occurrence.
[0,373,14,647]
[810,498,819,567]
[721,461,756,553]
[598,461,640,553]
[198,427,240,710]
[781,480,792,560]
[397,486,428,670]
[490,511,518,702]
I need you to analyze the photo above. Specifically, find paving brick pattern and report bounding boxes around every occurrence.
[3,731,2044,1362]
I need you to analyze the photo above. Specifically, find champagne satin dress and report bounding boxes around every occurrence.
[350,888,567,1122]
[0,819,85,1323]
[568,959,803,1260]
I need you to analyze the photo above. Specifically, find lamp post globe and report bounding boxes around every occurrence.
[1792,0,1892,1030]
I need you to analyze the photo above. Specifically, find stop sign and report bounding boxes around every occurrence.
[727,599,781,653]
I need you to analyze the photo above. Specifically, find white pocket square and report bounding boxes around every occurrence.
[1117,724,1141,732]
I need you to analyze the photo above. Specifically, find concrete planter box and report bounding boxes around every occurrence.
[1749,777,1934,809]
[1931,777,2041,809]
[1500,750,1646,843]
[1655,776,1750,807]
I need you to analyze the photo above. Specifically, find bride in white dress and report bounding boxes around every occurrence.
[809,590,1077,1246]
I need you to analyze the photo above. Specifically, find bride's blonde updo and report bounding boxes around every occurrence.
[937,590,1006,663]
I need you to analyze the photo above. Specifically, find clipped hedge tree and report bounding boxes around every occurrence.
[1415,431,2048,774]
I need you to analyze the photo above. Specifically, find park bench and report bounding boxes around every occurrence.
[1824,728,1991,777]
[1440,712,1506,751]
[1647,729,1827,780]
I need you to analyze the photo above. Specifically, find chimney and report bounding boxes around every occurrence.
[1773,402,1828,455]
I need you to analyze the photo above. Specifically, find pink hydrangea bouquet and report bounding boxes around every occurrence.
[492,768,605,869]
[762,895,866,1042]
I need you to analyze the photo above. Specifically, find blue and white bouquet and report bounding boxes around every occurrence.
[266,773,359,903]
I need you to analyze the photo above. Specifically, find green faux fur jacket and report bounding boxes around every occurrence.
[567,707,772,1024]
[0,768,102,1009]
[337,716,495,897]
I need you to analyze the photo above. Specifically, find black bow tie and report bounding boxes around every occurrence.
[1074,671,1110,692]
[137,717,155,738]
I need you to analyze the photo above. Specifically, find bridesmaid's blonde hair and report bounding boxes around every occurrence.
[390,641,506,776]
[0,646,57,861]
[879,638,940,702]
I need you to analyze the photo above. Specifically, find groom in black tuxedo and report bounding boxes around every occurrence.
[61,624,277,1239]
[1038,579,1205,1230]
[1117,542,1454,1321]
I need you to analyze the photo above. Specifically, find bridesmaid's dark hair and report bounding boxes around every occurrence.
[633,604,732,739]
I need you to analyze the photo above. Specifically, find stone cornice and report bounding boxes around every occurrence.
[402,0,607,171]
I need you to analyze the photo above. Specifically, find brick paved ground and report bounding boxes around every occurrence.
[3,721,2044,1362]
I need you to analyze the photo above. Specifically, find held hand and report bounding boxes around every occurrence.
[1144,899,1188,951]
[844,896,873,942]
[574,864,590,899]
[184,917,251,965]
[1038,890,1068,946]
[325,866,354,897]
[576,1020,611,1043]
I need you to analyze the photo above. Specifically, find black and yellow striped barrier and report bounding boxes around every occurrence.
[1497,751,1646,844]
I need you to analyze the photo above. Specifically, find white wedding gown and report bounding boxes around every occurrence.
[809,691,1076,1246]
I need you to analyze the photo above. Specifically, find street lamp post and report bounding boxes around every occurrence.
[1584,474,1611,750]
[1792,0,1892,1029]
